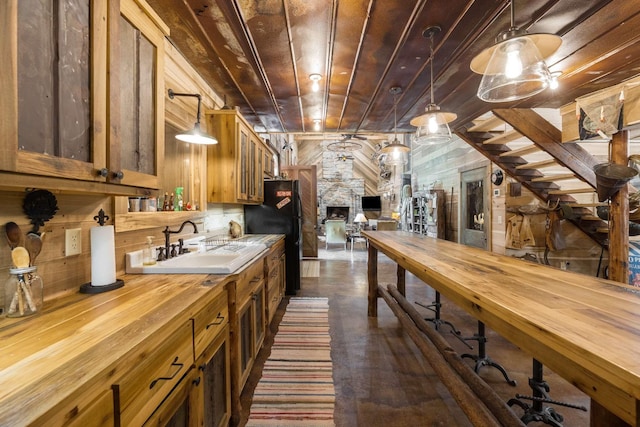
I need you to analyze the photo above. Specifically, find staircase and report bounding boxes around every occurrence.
[456,108,609,247]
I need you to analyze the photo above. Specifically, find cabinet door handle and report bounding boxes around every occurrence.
[112,170,124,180]
[250,276,261,283]
[149,356,184,389]
[206,312,225,329]
[192,376,201,386]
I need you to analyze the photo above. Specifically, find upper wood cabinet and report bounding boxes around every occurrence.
[0,0,166,195]
[205,110,272,204]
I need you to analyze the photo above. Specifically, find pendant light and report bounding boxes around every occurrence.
[470,1,562,103]
[167,89,218,145]
[410,26,457,145]
[381,86,410,166]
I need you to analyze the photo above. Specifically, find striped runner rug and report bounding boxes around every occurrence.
[247,297,335,426]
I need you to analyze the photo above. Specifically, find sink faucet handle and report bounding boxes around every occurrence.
[178,238,190,254]
[157,247,166,261]
[170,244,178,258]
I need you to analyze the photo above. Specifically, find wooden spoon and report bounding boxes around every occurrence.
[5,222,22,250]
[11,246,30,268]
[25,233,43,266]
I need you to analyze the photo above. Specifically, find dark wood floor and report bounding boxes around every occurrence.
[240,247,590,426]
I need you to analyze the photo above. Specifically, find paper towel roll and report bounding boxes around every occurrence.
[91,225,116,287]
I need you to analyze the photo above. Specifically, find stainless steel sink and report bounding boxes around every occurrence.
[126,243,266,274]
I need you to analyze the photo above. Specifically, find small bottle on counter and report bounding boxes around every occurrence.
[168,193,174,211]
[5,267,43,317]
[162,192,169,211]
[143,236,156,265]
[174,187,184,211]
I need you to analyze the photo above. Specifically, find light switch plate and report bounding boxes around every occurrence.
[65,228,82,256]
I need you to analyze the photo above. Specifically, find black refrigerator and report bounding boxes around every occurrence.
[245,179,301,295]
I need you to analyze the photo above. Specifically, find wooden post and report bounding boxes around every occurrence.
[608,130,630,284]
[367,243,378,317]
[396,264,406,296]
[592,130,633,426]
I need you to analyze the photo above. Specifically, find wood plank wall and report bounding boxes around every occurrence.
[0,36,243,310]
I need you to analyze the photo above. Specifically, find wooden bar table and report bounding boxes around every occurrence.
[362,230,640,426]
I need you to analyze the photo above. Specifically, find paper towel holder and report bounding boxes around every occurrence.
[80,278,124,294]
[80,209,124,294]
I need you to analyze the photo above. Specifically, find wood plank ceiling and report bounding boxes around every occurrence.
[146,0,640,138]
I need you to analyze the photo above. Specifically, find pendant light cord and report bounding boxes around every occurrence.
[429,34,435,105]
[510,0,515,30]
[393,91,398,140]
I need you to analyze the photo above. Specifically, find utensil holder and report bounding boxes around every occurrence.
[5,266,43,317]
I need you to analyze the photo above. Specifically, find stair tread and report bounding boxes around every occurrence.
[531,174,578,182]
[499,145,540,157]
[516,159,557,170]
[469,116,504,132]
[548,188,596,195]
[483,129,521,145]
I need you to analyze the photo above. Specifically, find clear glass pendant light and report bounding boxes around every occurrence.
[470,1,562,103]
[410,26,457,145]
[381,87,409,166]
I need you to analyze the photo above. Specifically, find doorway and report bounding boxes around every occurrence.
[282,165,318,257]
[460,166,488,249]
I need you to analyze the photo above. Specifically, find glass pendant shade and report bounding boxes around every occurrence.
[470,0,562,104]
[411,104,456,145]
[381,139,409,165]
[474,33,556,102]
[410,25,457,145]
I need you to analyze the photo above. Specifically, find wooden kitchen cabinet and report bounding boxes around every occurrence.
[265,239,286,323]
[0,0,166,195]
[65,390,114,427]
[188,288,231,427]
[142,285,230,427]
[112,320,194,426]
[227,256,267,423]
[190,325,231,427]
[205,109,273,204]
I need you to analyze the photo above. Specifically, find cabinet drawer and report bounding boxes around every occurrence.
[267,277,281,323]
[113,321,194,426]
[236,260,264,309]
[65,389,114,427]
[266,240,285,272]
[193,289,229,357]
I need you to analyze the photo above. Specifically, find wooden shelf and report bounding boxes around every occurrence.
[115,210,207,232]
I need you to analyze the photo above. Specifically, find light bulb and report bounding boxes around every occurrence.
[549,72,561,90]
[428,115,439,133]
[312,81,319,92]
[505,49,523,79]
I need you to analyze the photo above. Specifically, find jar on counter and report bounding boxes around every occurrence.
[5,266,43,317]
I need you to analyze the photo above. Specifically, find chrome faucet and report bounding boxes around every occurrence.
[163,220,198,259]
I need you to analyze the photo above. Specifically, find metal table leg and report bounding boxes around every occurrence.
[461,321,517,386]
[507,359,587,426]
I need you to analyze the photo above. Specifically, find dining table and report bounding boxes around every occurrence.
[362,230,640,426]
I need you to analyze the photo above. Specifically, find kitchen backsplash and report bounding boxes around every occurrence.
[0,190,243,308]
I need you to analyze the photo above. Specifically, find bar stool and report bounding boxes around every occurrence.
[508,359,587,426]
[461,321,517,386]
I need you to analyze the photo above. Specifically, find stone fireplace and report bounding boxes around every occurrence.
[325,206,349,222]
[318,149,364,225]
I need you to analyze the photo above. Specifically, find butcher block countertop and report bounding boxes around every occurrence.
[0,233,283,426]
[363,230,640,426]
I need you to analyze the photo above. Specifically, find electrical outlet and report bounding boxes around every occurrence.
[65,228,82,256]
